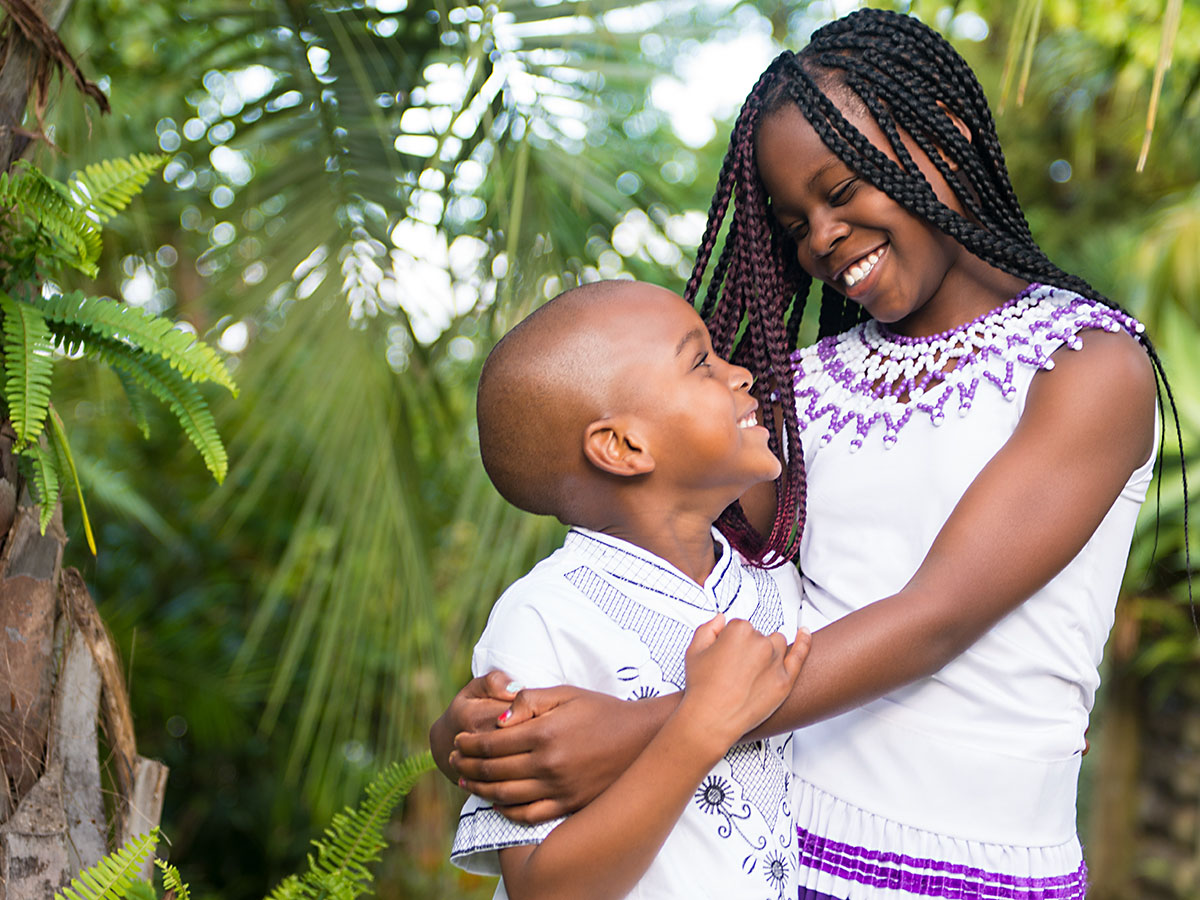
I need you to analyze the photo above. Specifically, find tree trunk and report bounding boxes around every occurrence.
[0,1,166,894]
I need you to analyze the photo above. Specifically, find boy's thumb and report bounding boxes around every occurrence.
[689,612,726,654]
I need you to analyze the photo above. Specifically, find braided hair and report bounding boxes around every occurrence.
[688,7,1187,575]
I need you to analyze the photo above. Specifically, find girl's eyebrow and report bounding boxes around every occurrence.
[808,158,842,188]
[675,328,705,356]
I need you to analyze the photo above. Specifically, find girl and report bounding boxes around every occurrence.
[433,9,1169,898]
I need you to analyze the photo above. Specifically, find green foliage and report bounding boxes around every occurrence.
[265,752,437,900]
[0,153,235,548]
[154,859,191,900]
[53,829,159,900]
[69,153,168,224]
[50,755,433,900]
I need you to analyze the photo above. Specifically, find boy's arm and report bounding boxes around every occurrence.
[496,616,808,900]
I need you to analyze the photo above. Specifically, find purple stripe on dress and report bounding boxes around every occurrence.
[798,889,847,900]
[796,826,1088,899]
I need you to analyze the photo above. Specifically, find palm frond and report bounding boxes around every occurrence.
[53,828,159,900]
[68,153,168,223]
[0,290,54,447]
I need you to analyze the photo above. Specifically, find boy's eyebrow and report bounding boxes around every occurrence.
[675,328,705,356]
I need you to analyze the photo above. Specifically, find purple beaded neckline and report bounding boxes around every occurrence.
[789,284,1145,452]
[876,282,1043,346]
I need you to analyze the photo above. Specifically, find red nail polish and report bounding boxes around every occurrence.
[497,709,512,724]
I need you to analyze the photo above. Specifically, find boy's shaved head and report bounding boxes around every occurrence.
[477,280,649,518]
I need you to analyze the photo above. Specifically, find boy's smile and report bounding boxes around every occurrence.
[611,285,781,505]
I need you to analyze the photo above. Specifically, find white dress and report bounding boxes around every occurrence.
[451,527,803,899]
[787,284,1154,899]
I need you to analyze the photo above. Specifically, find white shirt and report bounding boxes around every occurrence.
[451,527,802,900]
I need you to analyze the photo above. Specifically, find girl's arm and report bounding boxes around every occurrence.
[496,617,809,900]
[444,330,1156,821]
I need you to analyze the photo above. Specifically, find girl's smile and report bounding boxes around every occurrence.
[755,102,1026,338]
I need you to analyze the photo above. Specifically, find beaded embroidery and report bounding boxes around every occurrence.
[789,283,1145,452]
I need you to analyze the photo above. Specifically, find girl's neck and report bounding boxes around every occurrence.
[888,255,1030,339]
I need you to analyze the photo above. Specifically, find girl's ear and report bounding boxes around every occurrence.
[583,418,655,477]
[936,100,973,144]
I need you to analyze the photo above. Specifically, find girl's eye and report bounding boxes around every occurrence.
[830,178,859,205]
[786,221,809,240]
[694,352,712,371]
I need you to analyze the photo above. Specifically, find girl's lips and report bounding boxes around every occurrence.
[841,244,887,300]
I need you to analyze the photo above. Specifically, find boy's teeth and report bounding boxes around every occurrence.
[843,250,881,287]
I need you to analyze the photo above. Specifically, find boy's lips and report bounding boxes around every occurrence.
[737,404,763,430]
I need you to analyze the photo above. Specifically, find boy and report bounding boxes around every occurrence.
[448,280,809,900]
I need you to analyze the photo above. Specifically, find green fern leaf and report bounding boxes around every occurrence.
[262,752,435,900]
[115,369,153,439]
[54,828,158,900]
[263,874,304,900]
[47,405,97,556]
[38,292,237,394]
[25,444,62,534]
[79,339,228,482]
[0,165,102,276]
[154,859,190,900]
[0,290,54,447]
[69,154,167,224]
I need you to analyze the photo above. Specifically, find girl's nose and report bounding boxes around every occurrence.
[809,208,850,259]
[729,363,753,391]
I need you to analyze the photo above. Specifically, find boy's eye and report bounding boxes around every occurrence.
[786,221,809,240]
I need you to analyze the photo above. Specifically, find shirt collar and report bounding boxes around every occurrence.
[563,526,742,613]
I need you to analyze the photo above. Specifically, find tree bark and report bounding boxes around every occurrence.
[0,1,165,892]
[0,0,76,169]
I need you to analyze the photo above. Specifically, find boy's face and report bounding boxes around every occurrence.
[610,285,781,501]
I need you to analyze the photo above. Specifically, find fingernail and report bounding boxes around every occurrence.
[458,778,466,789]
[497,709,513,725]
[505,681,523,693]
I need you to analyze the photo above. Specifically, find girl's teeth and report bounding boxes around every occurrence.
[843,251,881,287]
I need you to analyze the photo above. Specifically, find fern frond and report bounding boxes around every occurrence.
[38,292,237,394]
[154,859,191,900]
[0,290,54,447]
[69,154,168,224]
[25,444,62,534]
[77,338,228,482]
[54,828,158,900]
[263,875,304,900]
[115,368,153,438]
[47,405,96,556]
[263,752,435,900]
[0,166,102,276]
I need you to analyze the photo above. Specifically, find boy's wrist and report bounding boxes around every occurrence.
[667,695,742,762]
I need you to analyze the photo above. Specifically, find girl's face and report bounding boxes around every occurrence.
[755,99,1022,337]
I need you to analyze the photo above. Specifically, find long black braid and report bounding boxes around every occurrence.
[687,7,1189,588]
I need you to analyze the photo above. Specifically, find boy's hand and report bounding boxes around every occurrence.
[678,614,810,751]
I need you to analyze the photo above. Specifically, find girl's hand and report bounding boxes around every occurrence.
[451,683,676,823]
[678,615,811,750]
[429,671,517,781]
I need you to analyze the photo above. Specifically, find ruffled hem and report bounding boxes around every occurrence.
[794,779,1087,899]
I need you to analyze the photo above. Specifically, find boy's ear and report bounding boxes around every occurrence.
[583,417,655,477]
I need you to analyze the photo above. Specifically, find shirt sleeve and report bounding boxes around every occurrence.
[450,580,573,876]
